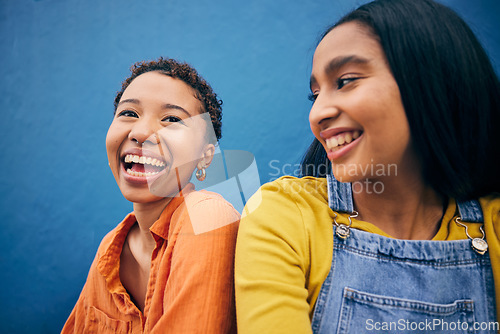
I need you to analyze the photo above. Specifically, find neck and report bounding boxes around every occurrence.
[132,198,172,252]
[352,172,445,240]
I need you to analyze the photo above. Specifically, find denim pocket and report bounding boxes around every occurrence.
[337,287,475,334]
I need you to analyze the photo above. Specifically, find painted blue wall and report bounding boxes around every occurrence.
[1,0,498,332]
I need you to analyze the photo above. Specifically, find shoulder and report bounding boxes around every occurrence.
[184,189,240,221]
[242,176,328,219]
[262,175,327,196]
[182,190,240,235]
[239,176,331,245]
[480,193,500,226]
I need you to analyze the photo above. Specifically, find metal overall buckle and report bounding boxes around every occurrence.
[333,211,358,239]
[454,217,488,255]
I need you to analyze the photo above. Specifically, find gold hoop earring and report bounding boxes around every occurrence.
[196,167,206,181]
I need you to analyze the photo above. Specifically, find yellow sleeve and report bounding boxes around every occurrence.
[235,181,313,334]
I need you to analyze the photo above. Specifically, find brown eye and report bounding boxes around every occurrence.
[118,110,138,118]
[162,115,182,123]
[337,77,359,89]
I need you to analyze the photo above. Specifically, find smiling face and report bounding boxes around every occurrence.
[106,71,214,204]
[309,22,417,183]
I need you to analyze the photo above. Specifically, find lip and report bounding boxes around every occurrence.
[325,131,364,161]
[120,147,169,185]
[320,127,362,140]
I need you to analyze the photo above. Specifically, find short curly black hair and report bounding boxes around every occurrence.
[114,57,223,141]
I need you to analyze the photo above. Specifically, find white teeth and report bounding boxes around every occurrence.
[123,154,166,167]
[328,137,338,148]
[344,132,352,144]
[325,130,362,150]
[126,168,160,177]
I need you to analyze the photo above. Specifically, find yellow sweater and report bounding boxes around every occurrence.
[235,176,500,334]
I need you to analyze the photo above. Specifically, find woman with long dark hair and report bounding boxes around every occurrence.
[235,0,500,333]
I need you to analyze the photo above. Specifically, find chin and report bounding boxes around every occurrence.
[331,165,359,183]
[331,173,357,183]
[121,190,164,204]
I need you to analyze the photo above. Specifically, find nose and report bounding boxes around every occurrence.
[128,117,160,145]
[309,93,341,129]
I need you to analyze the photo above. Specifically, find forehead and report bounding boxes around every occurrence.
[121,71,201,106]
[313,22,383,69]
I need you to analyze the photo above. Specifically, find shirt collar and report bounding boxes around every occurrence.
[96,183,195,293]
[97,212,137,294]
[150,183,195,240]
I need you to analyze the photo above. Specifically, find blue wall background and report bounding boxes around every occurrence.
[1,0,498,332]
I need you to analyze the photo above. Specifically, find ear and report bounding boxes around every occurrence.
[197,143,215,169]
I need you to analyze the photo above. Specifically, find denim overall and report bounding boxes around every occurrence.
[311,175,497,333]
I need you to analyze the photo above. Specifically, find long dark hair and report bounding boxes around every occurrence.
[301,0,500,200]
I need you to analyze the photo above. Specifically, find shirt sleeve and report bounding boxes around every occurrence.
[235,181,313,334]
[151,197,240,334]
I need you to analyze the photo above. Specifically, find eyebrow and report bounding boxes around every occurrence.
[117,98,140,106]
[117,99,192,116]
[163,103,191,116]
[310,55,371,90]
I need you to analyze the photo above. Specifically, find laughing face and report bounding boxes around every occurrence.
[309,22,417,183]
[106,71,214,204]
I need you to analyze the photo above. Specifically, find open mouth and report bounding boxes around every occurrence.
[122,154,167,178]
[326,130,362,152]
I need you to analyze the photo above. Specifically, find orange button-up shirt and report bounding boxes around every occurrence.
[62,186,240,333]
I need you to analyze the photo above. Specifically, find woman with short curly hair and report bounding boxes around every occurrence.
[63,58,239,333]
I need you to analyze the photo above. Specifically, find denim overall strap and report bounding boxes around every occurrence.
[327,173,484,223]
[327,174,354,213]
[456,199,484,223]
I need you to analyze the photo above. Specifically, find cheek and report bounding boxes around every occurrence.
[105,124,124,170]
[159,129,206,164]
[362,83,407,130]
[105,129,119,158]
